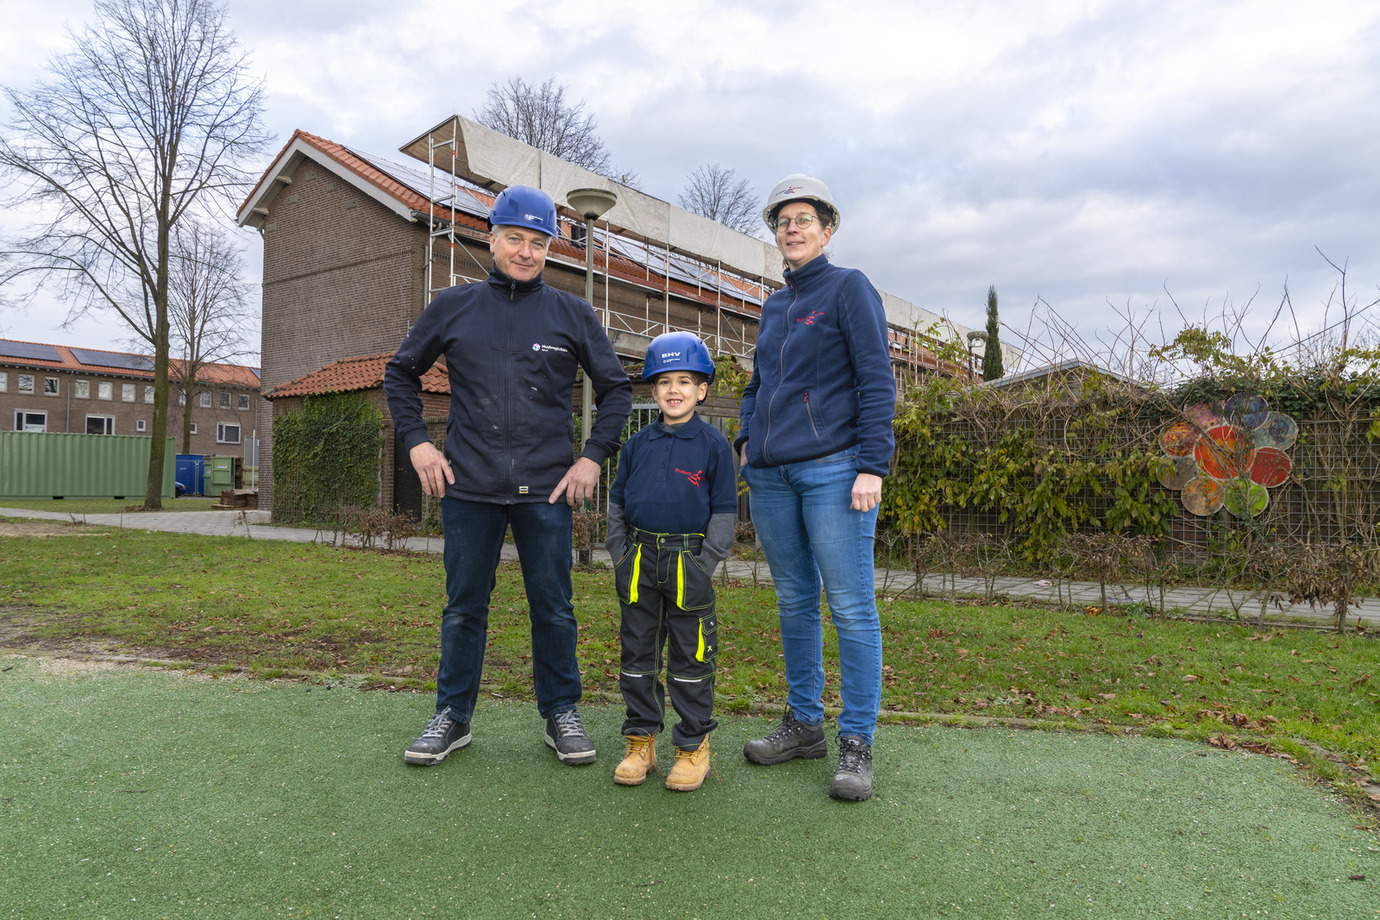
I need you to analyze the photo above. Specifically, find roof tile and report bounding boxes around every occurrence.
[264,353,448,400]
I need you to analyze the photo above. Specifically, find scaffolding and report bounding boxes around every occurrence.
[409,115,965,378]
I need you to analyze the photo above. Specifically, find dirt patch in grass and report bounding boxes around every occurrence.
[0,520,110,538]
[0,608,220,665]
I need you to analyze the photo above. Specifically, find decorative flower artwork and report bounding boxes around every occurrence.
[1157,395,1298,517]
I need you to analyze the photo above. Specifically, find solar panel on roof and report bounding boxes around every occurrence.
[346,147,490,218]
[69,348,153,372]
[0,340,61,362]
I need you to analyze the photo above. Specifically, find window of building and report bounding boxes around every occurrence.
[14,410,46,432]
[144,386,155,404]
[189,422,198,435]
[75,380,90,398]
[199,392,211,408]
[44,377,59,396]
[18,374,34,394]
[178,391,185,406]
[238,394,250,410]
[217,423,241,444]
[136,419,146,432]
[0,372,7,392]
[122,383,135,402]
[86,415,114,435]
[219,391,231,409]
[98,381,113,400]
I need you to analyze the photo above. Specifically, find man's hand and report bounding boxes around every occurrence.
[409,442,454,498]
[851,473,882,512]
[549,456,601,507]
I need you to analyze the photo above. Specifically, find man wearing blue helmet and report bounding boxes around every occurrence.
[384,184,633,769]
[604,331,736,791]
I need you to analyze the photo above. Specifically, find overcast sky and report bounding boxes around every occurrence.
[2,0,1378,371]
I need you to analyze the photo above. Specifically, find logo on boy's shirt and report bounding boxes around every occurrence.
[796,310,824,325]
[677,468,705,487]
[531,343,569,353]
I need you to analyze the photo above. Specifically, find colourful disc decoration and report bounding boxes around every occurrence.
[1224,394,1269,429]
[1181,476,1226,516]
[1158,395,1296,518]
[1249,447,1291,487]
[1186,402,1224,429]
[1160,421,1198,457]
[1156,454,1198,490]
[1253,412,1298,450]
[1194,424,1255,480]
[1223,479,1269,518]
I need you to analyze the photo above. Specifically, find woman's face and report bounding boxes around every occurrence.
[773,201,833,271]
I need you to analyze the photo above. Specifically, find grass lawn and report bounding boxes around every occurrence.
[1,522,1377,812]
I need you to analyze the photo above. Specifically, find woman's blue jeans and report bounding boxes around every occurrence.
[742,447,882,743]
[437,497,581,721]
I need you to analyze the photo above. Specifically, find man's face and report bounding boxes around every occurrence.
[489,225,551,282]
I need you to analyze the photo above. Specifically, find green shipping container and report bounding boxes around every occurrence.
[0,432,176,500]
[208,456,238,490]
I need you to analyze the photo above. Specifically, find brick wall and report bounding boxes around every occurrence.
[0,367,258,460]
[254,160,428,509]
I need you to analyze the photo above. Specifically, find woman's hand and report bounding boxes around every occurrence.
[851,473,882,512]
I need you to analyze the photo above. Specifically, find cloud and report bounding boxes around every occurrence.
[3,0,1379,367]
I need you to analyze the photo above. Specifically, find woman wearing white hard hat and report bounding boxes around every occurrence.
[736,174,896,801]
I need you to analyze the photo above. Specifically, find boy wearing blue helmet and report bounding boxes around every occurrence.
[605,331,736,791]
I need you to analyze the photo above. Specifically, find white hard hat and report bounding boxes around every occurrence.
[762,174,841,231]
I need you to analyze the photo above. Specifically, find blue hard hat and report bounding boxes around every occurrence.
[487,185,559,238]
[643,331,715,382]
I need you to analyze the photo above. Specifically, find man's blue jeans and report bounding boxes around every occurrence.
[742,447,882,743]
[437,498,581,721]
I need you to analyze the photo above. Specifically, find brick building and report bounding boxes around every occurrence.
[238,116,973,517]
[0,338,261,458]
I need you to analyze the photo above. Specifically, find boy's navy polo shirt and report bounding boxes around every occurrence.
[610,414,736,536]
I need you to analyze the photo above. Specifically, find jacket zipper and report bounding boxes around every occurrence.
[762,280,796,465]
[803,390,820,439]
[501,280,516,494]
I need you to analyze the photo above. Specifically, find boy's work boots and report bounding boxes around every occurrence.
[664,737,712,792]
[614,734,658,786]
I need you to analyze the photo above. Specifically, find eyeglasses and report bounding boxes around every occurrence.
[772,213,819,231]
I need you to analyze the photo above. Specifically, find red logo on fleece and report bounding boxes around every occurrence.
[796,310,824,325]
[677,468,705,487]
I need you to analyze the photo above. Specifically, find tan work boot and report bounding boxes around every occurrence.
[614,734,658,786]
[665,737,712,791]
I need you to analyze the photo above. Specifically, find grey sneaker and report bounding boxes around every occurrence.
[544,709,596,765]
[829,735,873,801]
[743,709,827,765]
[404,707,471,765]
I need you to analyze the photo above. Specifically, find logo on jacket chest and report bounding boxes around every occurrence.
[531,343,569,353]
[795,310,825,326]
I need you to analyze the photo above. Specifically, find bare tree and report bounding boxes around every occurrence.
[476,76,615,176]
[167,219,255,454]
[0,0,268,509]
[678,163,760,235]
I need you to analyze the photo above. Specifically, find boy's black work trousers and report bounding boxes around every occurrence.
[613,528,719,749]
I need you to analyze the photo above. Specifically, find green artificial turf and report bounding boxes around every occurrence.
[2,656,1376,919]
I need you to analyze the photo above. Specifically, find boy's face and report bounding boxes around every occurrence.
[650,371,708,425]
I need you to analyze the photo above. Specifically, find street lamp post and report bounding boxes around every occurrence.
[966,330,987,381]
[565,187,618,449]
